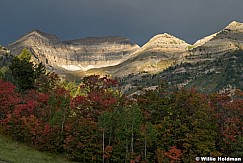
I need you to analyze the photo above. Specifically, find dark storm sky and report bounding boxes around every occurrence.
[1,0,243,46]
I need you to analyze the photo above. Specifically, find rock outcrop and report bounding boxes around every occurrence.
[189,21,243,58]
[8,30,140,71]
[157,21,243,92]
[141,33,190,56]
[6,21,243,79]
[114,21,243,94]
[104,33,191,76]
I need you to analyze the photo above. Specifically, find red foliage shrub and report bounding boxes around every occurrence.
[164,146,182,163]
[0,80,20,124]
[0,80,65,152]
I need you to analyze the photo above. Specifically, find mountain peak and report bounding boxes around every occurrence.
[8,29,60,47]
[146,33,189,46]
[140,33,190,57]
[225,21,242,29]
[29,29,43,34]
[193,21,243,47]
[25,29,60,41]
[28,29,49,37]
[153,33,177,39]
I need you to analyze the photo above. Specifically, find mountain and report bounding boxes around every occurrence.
[119,21,243,93]
[8,30,140,72]
[92,33,191,77]
[7,30,191,78]
[189,21,243,56]
[5,21,243,93]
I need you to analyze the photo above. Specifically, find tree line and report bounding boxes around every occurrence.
[0,49,242,162]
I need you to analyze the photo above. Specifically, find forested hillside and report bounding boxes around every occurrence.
[120,50,243,94]
[0,49,242,162]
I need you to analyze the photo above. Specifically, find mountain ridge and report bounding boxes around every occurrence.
[8,30,140,72]
[5,21,243,79]
[117,21,243,94]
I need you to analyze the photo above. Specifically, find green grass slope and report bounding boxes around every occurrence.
[0,135,74,163]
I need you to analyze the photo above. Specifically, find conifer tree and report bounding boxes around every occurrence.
[9,48,46,91]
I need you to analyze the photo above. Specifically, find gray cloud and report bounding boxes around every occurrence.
[1,0,243,46]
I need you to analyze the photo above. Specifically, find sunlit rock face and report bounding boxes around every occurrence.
[110,21,243,77]
[106,33,191,76]
[7,21,243,77]
[141,33,190,55]
[189,21,243,57]
[8,30,140,71]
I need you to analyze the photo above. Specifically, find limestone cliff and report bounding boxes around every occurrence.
[101,33,191,77]
[158,21,243,92]
[189,21,243,58]
[6,21,243,79]
[141,33,190,56]
[118,21,243,94]
[8,30,140,71]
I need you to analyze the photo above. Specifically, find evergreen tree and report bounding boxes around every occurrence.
[9,48,46,91]
[9,54,35,91]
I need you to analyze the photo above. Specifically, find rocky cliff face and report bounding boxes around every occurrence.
[101,33,191,76]
[166,21,243,91]
[189,21,243,58]
[141,33,190,56]
[124,21,243,93]
[8,30,140,71]
[114,21,243,94]
[6,21,243,81]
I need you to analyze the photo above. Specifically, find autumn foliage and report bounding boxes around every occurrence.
[0,74,243,162]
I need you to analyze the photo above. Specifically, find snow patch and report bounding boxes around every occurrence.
[60,64,95,71]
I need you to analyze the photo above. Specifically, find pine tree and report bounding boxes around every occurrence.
[9,48,46,91]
